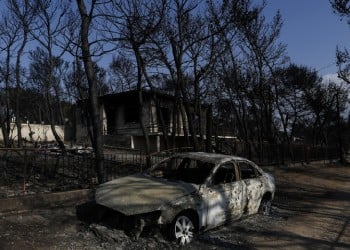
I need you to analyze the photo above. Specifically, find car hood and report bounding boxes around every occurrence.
[95,173,197,215]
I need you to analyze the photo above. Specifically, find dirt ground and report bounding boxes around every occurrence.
[0,162,349,250]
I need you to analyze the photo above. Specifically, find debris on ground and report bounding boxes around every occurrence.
[0,163,349,249]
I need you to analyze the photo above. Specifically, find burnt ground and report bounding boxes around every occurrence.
[0,162,349,250]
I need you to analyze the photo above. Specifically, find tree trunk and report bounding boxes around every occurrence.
[77,0,105,183]
[46,94,65,150]
[2,49,12,147]
[154,97,169,150]
[336,90,345,163]
[178,77,200,151]
[14,28,29,147]
[0,112,10,147]
[132,43,151,164]
[138,89,151,167]
[15,70,23,147]
[206,105,213,152]
[179,101,190,146]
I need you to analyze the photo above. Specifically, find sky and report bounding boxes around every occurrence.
[263,0,350,79]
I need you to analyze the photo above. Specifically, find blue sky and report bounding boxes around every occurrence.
[263,0,350,77]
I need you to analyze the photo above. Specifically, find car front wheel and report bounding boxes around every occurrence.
[170,213,196,245]
[259,198,272,215]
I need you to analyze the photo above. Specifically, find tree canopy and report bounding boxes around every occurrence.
[0,0,348,174]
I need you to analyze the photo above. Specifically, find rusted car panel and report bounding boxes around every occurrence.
[95,152,275,244]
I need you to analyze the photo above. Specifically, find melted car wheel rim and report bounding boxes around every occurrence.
[174,215,194,245]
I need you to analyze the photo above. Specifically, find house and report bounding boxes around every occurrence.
[75,90,210,152]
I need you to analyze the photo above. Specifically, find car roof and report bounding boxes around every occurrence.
[173,152,248,164]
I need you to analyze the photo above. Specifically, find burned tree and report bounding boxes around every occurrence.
[331,0,350,83]
[7,0,37,147]
[28,0,75,150]
[101,0,167,160]
[76,0,106,183]
[0,13,21,147]
[208,0,288,160]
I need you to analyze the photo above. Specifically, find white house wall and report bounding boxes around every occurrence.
[0,123,64,143]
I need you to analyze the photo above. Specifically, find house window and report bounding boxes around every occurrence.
[125,104,139,123]
[158,107,170,127]
[106,108,116,134]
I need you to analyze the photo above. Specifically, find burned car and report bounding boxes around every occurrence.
[95,152,275,245]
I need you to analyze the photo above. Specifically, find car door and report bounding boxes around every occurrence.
[237,160,264,215]
[200,162,243,229]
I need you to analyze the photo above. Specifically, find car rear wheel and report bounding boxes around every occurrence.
[259,198,272,215]
[170,213,196,245]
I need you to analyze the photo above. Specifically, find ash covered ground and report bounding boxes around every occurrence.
[0,163,349,249]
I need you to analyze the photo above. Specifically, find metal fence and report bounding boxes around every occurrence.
[0,147,192,198]
[0,142,340,198]
[0,149,91,197]
[214,138,339,165]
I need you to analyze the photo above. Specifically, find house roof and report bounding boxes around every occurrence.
[100,89,176,103]
[99,89,210,108]
[77,89,210,109]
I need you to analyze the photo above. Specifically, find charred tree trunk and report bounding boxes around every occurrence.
[179,101,190,147]
[0,103,10,147]
[206,105,213,153]
[77,0,105,183]
[336,90,345,163]
[178,76,200,151]
[46,93,65,150]
[154,98,169,150]
[134,52,150,166]
[138,89,151,167]
[2,48,12,147]
[15,36,26,148]
[132,47,151,164]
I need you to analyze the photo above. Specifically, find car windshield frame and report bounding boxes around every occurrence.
[147,156,215,185]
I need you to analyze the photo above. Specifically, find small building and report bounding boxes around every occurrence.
[75,90,209,152]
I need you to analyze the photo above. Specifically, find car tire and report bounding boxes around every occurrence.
[259,198,272,215]
[170,212,196,245]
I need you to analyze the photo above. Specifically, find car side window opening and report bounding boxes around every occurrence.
[238,162,261,179]
[212,163,236,185]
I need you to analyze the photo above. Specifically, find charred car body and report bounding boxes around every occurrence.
[95,152,275,245]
